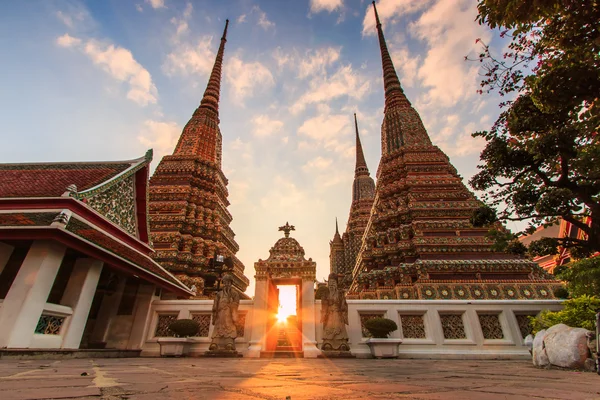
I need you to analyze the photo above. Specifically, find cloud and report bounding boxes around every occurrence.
[302,156,333,171]
[298,47,341,79]
[297,111,352,155]
[57,34,158,106]
[251,6,275,30]
[251,115,284,137]
[237,14,247,23]
[56,33,81,48]
[290,65,370,114]
[163,36,214,77]
[310,0,343,13]
[411,0,492,107]
[434,122,486,157]
[225,55,275,105]
[145,0,166,9]
[361,0,433,36]
[137,120,181,163]
[390,45,420,87]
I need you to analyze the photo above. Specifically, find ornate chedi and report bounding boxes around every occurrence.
[148,20,249,297]
[329,114,376,289]
[346,3,562,301]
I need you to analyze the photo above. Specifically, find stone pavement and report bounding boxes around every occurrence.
[1,358,600,400]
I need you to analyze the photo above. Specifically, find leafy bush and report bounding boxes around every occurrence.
[168,319,200,337]
[529,295,600,334]
[556,257,600,298]
[364,317,398,338]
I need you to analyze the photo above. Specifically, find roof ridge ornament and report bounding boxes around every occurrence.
[278,221,295,238]
[62,184,78,197]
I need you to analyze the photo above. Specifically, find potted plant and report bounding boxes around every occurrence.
[157,319,200,357]
[364,317,402,359]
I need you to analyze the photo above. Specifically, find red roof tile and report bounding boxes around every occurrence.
[0,163,131,198]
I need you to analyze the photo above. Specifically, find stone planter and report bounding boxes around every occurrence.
[157,337,194,357]
[366,338,403,359]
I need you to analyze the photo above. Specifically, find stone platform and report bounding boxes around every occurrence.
[1,358,600,399]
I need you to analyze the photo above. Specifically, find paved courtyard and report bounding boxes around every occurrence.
[1,357,599,400]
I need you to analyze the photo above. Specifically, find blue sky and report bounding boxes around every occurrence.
[0,0,510,295]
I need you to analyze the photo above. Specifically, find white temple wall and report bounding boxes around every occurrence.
[323,299,563,359]
[142,298,561,359]
[141,299,254,357]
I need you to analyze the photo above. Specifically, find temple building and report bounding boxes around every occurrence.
[345,2,562,300]
[329,114,376,289]
[148,20,249,297]
[0,152,192,351]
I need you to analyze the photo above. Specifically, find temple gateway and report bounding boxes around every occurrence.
[0,3,562,359]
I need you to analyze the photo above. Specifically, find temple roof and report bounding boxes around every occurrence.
[0,153,150,198]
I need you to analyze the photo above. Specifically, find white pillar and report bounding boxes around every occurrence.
[247,278,268,358]
[60,258,104,349]
[0,240,66,348]
[0,242,14,275]
[301,278,320,358]
[126,283,156,350]
[90,276,126,345]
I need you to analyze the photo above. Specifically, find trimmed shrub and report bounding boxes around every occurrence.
[364,317,398,338]
[168,319,200,337]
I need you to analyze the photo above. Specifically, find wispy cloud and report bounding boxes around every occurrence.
[56,34,158,106]
[309,0,344,13]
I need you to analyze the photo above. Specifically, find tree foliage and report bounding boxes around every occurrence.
[556,257,600,297]
[469,0,600,257]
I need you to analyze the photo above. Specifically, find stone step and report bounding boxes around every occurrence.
[260,351,304,358]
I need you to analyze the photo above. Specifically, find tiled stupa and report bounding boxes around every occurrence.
[148,20,249,296]
[346,2,561,301]
[329,114,376,289]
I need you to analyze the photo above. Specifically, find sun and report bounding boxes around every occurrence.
[276,285,297,323]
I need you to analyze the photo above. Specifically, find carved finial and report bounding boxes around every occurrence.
[278,222,295,238]
[62,184,78,197]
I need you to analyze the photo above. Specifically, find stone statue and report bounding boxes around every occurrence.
[208,274,240,353]
[321,273,350,352]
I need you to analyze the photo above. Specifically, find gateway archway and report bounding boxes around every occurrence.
[247,223,319,358]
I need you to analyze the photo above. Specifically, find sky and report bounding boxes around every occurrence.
[0,0,512,296]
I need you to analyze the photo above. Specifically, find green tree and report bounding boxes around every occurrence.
[468,0,600,258]
[556,257,600,297]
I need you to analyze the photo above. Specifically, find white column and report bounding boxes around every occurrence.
[126,283,156,350]
[90,277,126,345]
[247,278,268,357]
[60,258,104,349]
[0,242,14,275]
[0,240,66,348]
[301,278,320,358]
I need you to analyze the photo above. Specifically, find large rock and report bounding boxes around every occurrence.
[532,329,549,367]
[544,323,592,369]
[524,334,534,355]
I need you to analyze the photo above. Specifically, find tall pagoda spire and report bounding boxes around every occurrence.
[199,19,228,116]
[148,20,249,298]
[172,19,229,162]
[354,113,369,177]
[372,2,407,111]
[371,1,431,155]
